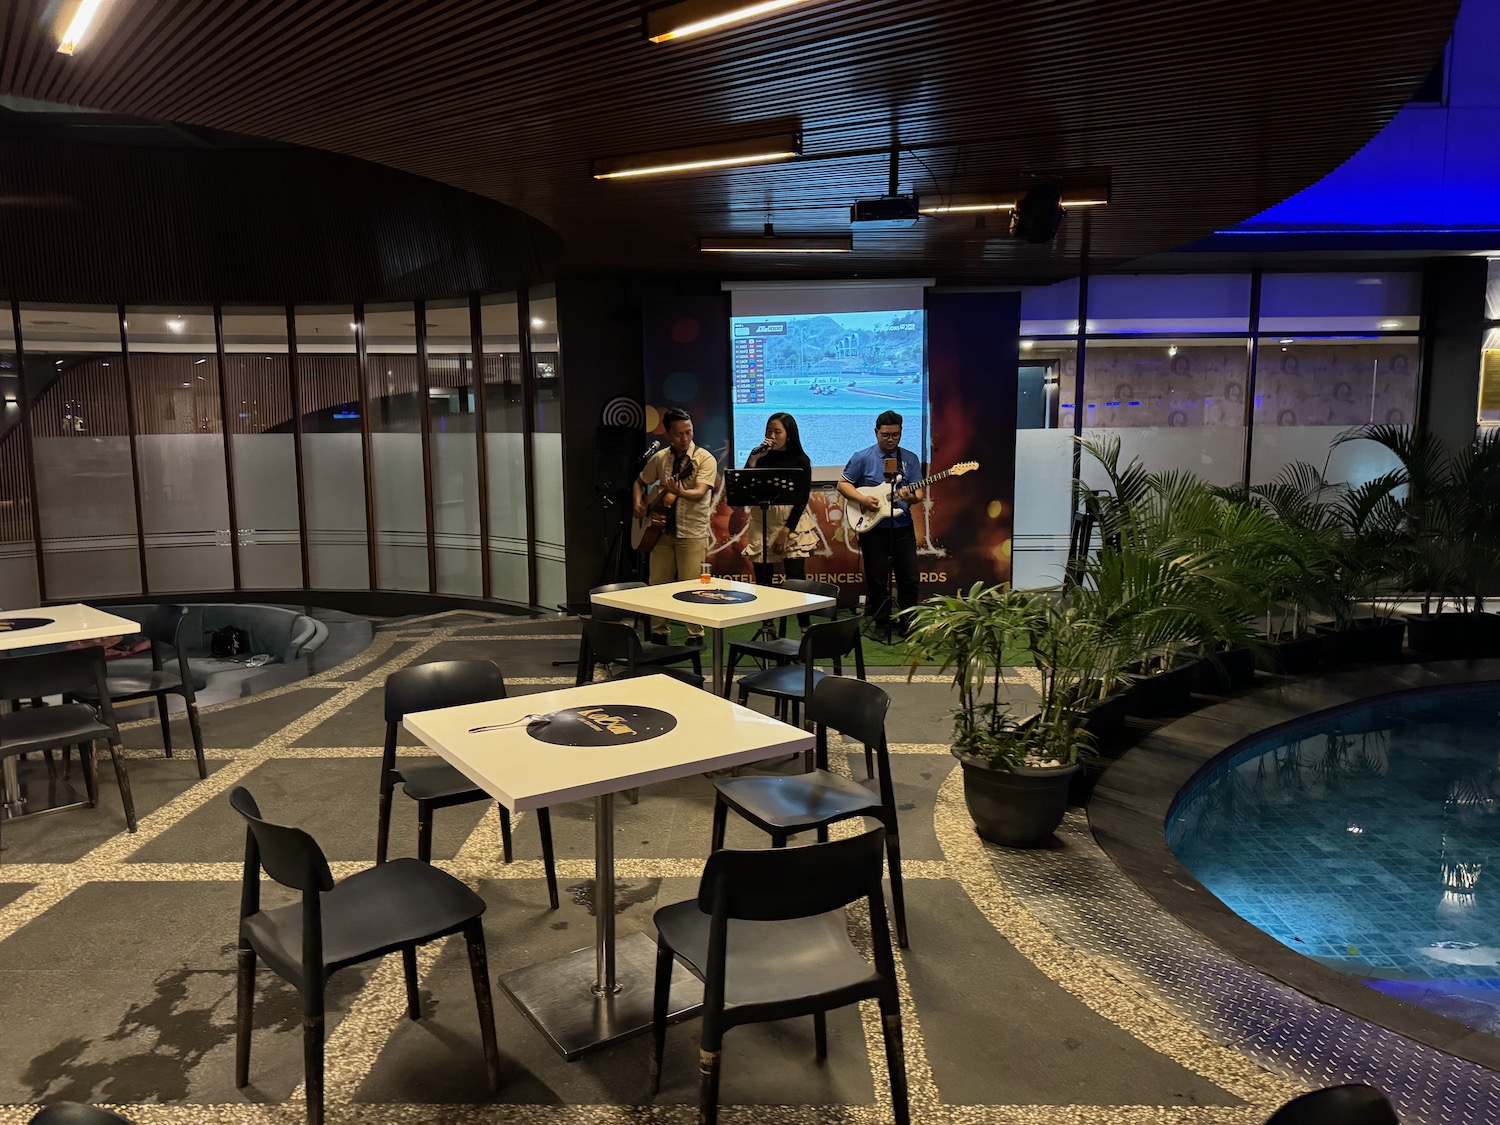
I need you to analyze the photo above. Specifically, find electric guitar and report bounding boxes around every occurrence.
[632,457,696,553]
[843,461,979,533]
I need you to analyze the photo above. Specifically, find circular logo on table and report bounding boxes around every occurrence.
[0,617,55,632]
[527,705,678,747]
[672,589,757,605]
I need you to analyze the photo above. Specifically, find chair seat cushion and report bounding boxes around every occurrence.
[728,637,800,662]
[243,857,486,982]
[0,703,112,755]
[737,664,827,699]
[76,670,185,701]
[714,771,879,833]
[400,759,487,803]
[653,900,878,1011]
[638,642,700,666]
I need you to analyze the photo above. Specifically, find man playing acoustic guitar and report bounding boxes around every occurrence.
[632,408,718,646]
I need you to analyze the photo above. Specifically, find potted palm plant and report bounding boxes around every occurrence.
[902,583,1089,847]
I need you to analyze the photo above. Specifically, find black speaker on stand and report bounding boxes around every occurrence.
[593,424,646,587]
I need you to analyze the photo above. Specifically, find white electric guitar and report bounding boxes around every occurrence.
[844,461,979,533]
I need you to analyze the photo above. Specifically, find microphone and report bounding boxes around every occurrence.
[752,440,772,455]
[641,439,662,459]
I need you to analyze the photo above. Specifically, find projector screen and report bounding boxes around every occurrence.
[726,281,929,479]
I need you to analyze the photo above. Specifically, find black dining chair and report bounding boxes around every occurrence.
[710,677,907,947]
[1264,1084,1400,1124]
[649,828,908,1125]
[377,660,558,909]
[576,618,702,686]
[723,578,841,680]
[231,786,502,1125]
[729,617,865,729]
[70,604,206,780]
[0,647,135,857]
[29,1104,134,1124]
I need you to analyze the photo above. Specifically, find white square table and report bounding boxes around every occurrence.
[591,578,835,695]
[0,603,141,819]
[404,672,813,1060]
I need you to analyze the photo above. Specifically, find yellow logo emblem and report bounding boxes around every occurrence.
[576,707,637,737]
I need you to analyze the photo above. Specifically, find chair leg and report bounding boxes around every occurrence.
[80,743,99,807]
[650,938,673,1096]
[865,743,876,780]
[537,807,559,910]
[698,1036,724,1125]
[498,804,514,863]
[402,945,421,1019]
[186,701,207,780]
[813,1011,828,1061]
[41,748,56,780]
[104,740,137,833]
[886,830,909,950]
[234,942,257,1088]
[375,790,393,864]
[303,1005,326,1125]
[416,804,434,863]
[157,694,174,758]
[464,922,502,1090]
[709,795,729,853]
[627,787,640,806]
[721,651,739,699]
[879,996,910,1125]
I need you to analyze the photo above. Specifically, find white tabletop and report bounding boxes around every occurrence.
[590,578,835,630]
[0,604,140,653]
[404,673,813,810]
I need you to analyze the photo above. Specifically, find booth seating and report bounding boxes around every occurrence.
[101,603,329,688]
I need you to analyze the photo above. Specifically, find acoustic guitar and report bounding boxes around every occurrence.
[843,460,979,534]
[631,456,696,553]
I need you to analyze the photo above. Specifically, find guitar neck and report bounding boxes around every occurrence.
[907,467,958,492]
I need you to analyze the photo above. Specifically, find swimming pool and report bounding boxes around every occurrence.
[1168,685,1500,1036]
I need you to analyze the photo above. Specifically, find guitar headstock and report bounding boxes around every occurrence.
[950,461,979,476]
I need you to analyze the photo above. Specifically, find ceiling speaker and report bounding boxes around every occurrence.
[1011,185,1065,243]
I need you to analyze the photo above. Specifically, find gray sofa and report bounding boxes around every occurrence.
[103,603,330,688]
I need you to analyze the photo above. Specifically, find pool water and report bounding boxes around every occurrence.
[1168,686,1500,1035]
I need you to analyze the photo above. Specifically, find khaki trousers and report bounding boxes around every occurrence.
[648,534,708,637]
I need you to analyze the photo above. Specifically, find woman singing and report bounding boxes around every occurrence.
[743,412,816,586]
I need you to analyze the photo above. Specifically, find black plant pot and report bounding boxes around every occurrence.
[1313,618,1406,664]
[957,753,1080,848]
[1067,756,1110,808]
[1191,646,1256,694]
[1261,633,1321,674]
[1122,658,1199,718]
[1078,692,1129,756]
[1404,612,1500,659]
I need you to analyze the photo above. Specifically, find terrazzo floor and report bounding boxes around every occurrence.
[0,609,1479,1123]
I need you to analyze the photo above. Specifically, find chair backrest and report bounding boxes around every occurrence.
[139,603,187,648]
[384,660,507,724]
[782,578,840,620]
[798,615,862,664]
[808,676,890,750]
[29,1104,135,1125]
[229,785,334,896]
[581,618,643,670]
[1263,1085,1400,1125]
[0,647,118,735]
[699,827,886,922]
[589,581,646,626]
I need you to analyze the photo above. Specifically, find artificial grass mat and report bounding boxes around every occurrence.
[651,619,1032,668]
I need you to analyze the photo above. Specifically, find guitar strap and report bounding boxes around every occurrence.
[664,450,693,537]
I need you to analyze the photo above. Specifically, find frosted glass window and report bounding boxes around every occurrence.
[1484,327,1500,426]
[296,306,368,590]
[1251,337,1419,487]
[0,314,38,608]
[1013,341,1074,588]
[426,298,481,596]
[483,293,528,605]
[365,302,427,592]
[1260,272,1421,333]
[1020,279,1080,336]
[1487,259,1500,322]
[1087,274,1251,334]
[22,304,141,599]
[528,286,564,609]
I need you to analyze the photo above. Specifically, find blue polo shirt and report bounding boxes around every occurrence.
[842,444,922,528]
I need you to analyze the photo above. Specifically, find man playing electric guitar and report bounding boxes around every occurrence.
[836,410,924,637]
[632,408,718,646]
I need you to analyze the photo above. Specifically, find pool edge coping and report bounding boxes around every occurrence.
[1089,657,1500,1074]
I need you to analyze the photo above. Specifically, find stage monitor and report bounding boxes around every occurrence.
[725,280,930,480]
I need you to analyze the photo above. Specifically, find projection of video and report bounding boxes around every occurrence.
[729,309,926,473]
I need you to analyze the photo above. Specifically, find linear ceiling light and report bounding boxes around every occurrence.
[700,226,851,253]
[919,187,1111,215]
[57,0,106,55]
[592,133,800,179]
[645,0,814,43]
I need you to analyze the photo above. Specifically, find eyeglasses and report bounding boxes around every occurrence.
[876,430,901,439]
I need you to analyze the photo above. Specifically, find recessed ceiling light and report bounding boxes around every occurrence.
[644,0,814,43]
[1167,346,1178,357]
[531,318,545,329]
[56,0,105,54]
[167,319,184,333]
[193,357,207,364]
[592,133,800,179]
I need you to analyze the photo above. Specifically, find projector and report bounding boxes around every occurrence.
[849,194,921,229]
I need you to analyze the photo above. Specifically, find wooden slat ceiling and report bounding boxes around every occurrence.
[0,0,1463,283]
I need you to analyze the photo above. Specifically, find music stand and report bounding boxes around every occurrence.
[725,468,808,568]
